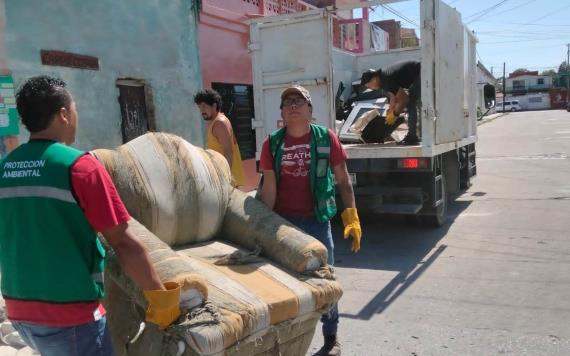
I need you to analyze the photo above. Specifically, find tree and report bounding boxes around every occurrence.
[512,68,530,75]
[559,62,570,88]
[541,69,556,76]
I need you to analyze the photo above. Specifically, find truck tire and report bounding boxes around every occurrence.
[421,175,447,227]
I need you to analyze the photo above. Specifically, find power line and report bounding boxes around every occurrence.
[479,42,568,54]
[464,0,510,24]
[477,34,570,41]
[481,38,569,45]
[477,20,570,27]
[523,4,570,25]
[477,0,537,20]
[382,4,419,28]
[477,30,570,35]
[370,4,419,28]
[384,5,417,26]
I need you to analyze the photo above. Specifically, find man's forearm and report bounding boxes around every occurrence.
[115,237,164,291]
[261,188,276,210]
[338,181,356,209]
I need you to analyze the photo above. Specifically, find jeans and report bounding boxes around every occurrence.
[12,317,114,356]
[284,215,339,337]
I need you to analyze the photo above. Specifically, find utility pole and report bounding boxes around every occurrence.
[503,62,506,110]
[567,43,569,104]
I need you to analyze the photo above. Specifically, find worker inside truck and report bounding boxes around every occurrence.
[360,60,421,145]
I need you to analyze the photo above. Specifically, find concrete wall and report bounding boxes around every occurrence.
[0,0,19,156]
[476,65,497,115]
[199,0,259,87]
[3,0,203,150]
[507,93,551,110]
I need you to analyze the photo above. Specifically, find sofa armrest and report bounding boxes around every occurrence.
[103,218,208,311]
[221,189,329,273]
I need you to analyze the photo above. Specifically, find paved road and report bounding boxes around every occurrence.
[309,110,570,355]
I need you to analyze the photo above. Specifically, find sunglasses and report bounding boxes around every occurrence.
[281,98,307,108]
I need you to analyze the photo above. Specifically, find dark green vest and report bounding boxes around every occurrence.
[269,124,337,222]
[0,140,105,303]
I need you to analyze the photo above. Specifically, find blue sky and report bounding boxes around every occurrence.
[366,0,570,78]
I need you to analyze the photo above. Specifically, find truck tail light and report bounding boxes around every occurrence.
[397,158,428,169]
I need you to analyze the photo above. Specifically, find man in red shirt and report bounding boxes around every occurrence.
[0,76,180,355]
[259,86,362,356]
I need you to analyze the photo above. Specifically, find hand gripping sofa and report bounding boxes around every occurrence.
[92,132,343,356]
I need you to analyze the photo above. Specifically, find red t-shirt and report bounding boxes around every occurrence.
[6,154,130,327]
[259,128,347,217]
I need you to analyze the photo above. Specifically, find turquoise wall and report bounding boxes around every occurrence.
[4,0,204,150]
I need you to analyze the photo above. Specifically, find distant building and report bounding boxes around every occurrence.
[370,20,419,49]
[505,70,553,110]
[400,28,419,48]
[506,70,552,95]
[373,19,401,49]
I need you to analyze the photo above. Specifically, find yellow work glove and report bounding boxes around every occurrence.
[385,111,398,126]
[143,281,181,330]
[341,208,362,252]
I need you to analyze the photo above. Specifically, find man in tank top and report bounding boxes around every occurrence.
[194,89,246,187]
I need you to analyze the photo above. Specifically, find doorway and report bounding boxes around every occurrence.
[116,79,155,143]
[211,83,256,160]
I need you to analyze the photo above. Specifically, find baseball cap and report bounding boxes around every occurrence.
[280,85,312,106]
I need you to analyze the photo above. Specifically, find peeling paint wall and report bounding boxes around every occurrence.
[3,0,203,150]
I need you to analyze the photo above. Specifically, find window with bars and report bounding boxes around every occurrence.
[512,80,526,91]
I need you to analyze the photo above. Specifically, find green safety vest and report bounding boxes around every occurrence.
[269,124,337,222]
[0,140,105,303]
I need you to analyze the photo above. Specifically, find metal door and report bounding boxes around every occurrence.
[434,0,467,144]
[249,10,334,157]
[117,82,149,143]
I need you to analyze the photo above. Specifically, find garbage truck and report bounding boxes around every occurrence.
[248,0,494,226]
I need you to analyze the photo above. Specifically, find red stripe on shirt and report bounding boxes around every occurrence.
[5,299,106,327]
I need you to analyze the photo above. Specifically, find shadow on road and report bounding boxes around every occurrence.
[332,198,472,320]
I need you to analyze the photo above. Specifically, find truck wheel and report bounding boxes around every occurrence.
[421,175,447,227]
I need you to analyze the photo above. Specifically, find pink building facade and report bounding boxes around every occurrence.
[198,1,315,191]
[198,1,381,191]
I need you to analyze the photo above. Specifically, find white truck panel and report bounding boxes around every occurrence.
[434,1,467,144]
[465,30,478,138]
[332,49,357,103]
[257,17,330,84]
[250,12,333,157]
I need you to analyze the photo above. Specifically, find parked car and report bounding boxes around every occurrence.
[495,100,521,112]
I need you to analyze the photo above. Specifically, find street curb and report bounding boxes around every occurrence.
[477,113,506,126]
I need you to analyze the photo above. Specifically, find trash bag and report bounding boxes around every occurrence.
[361,115,405,144]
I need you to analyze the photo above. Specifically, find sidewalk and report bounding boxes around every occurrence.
[477,112,505,126]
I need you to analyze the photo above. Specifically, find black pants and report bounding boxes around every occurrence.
[406,75,421,138]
